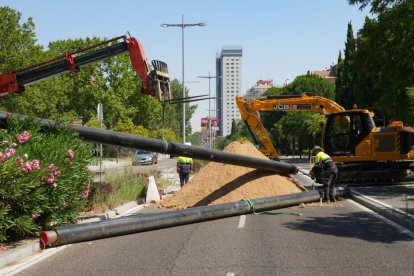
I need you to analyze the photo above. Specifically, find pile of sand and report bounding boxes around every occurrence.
[158,141,303,210]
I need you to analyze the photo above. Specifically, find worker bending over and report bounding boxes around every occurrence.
[177,156,193,187]
[310,146,338,202]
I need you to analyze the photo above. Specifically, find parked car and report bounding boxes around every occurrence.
[132,150,158,165]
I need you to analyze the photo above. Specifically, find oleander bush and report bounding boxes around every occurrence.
[0,115,93,242]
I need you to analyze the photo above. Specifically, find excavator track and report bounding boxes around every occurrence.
[336,161,414,186]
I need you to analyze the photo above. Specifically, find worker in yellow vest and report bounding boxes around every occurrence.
[310,146,338,202]
[177,156,193,187]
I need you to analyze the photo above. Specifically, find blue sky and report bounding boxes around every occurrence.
[2,0,371,132]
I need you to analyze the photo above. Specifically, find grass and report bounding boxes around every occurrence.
[87,168,148,213]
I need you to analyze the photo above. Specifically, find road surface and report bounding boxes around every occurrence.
[16,201,414,275]
[8,158,414,275]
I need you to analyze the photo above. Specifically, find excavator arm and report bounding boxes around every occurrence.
[236,93,346,159]
[0,35,171,101]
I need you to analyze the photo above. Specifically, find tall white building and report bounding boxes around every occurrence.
[216,46,243,137]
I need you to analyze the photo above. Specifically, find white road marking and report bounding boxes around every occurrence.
[238,215,246,229]
[348,199,414,239]
[0,245,68,276]
[226,273,235,276]
[352,190,414,219]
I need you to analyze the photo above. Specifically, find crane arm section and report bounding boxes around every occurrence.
[236,94,346,159]
[0,35,170,101]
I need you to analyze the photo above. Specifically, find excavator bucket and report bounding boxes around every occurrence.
[151,60,171,101]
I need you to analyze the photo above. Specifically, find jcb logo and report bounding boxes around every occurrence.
[274,104,289,110]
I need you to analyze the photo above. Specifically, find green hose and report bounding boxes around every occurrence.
[241,199,302,216]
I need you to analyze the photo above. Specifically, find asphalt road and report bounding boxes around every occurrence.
[17,202,414,276]
[12,157,414,275]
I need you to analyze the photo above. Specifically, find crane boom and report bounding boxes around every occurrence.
[0,35,170,101]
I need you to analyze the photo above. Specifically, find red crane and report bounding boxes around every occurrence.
[0,35,170,101]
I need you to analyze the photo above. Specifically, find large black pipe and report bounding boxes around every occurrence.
[39,188,350,247]
[0,112,298,175]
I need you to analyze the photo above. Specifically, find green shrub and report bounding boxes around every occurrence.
[87,168,147,211]
[0,116,93,241]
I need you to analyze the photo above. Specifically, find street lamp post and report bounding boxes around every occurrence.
[198,72,221,149]
[161,15,206,144]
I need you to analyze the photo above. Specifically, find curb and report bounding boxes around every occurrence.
[0,240,41,269]
[0,201,143,270]
[351,189,414,233]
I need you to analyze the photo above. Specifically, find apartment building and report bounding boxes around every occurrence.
[216,46,243,137]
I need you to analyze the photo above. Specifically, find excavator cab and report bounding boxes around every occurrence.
[324,111,375,156]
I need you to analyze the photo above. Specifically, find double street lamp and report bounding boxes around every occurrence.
[161,15,206,144]
[197,72,221,149]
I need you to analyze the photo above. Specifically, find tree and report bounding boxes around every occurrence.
[336,22,356,109]
[165,79,197,142]
[270,112,323,156]
[0,7,43,71]
[258,74,334,154]
[287,74,336,99]
[348,0,405,13]
[0,7,43,112]
[348,0,414,123]
[214,136,229,150]
[188,132,204,146]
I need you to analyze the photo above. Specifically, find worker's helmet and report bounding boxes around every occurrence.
[312,146,324,155]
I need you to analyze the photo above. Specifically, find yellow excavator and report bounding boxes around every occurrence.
[236,93,414,185]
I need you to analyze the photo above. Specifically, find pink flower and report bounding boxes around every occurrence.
[16,157,24,167]
[31,213,40,219]
[31,159,40,170]
[0,153,7,161]
[17,130,31,144]
[0,148,15,161]
[48,164,57,170]
[82,190,89,200]
[67,149,74,159]
[7,148,15,155]
[22,161,32,173]
[46,173,55,184]
[52,183,58,188]
[54,170,62,177]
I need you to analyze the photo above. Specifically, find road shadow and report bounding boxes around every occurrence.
[193,170,275,207]
[282,211,413,244]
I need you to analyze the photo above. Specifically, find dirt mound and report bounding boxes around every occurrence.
[158,141,303,210]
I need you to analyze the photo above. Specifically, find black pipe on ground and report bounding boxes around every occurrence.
[40,188,350,247]
[0,112,298,175]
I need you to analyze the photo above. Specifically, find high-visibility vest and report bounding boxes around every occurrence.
[315,151,332,165]
[178,156,192,173]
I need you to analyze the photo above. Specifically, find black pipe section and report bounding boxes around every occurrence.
[39,188,350,247]
[0,112,299,175]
